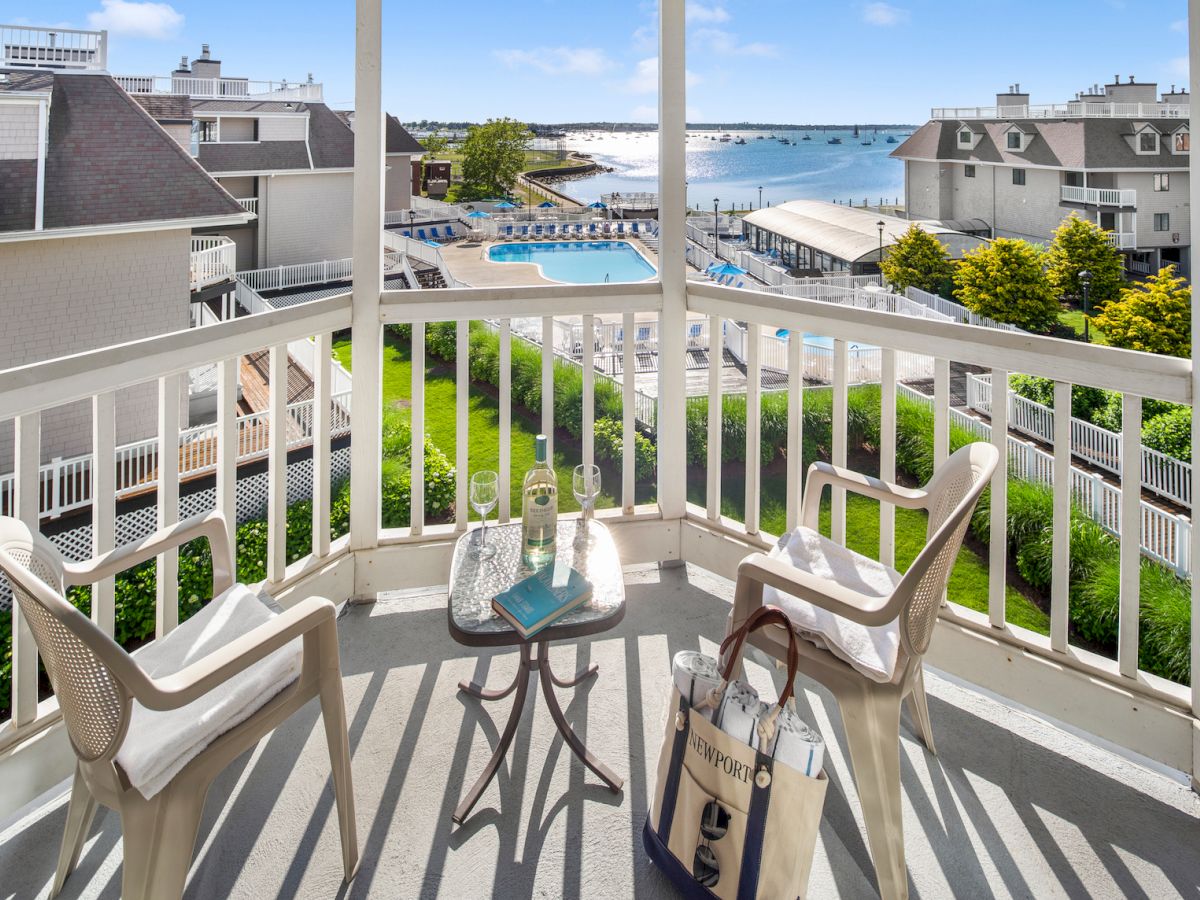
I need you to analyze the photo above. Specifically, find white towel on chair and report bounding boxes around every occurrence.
[117,584,303,799]
[764,527,904,683]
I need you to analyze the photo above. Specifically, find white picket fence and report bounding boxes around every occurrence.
[238,258,356,293]
[0,390,352,521]
[966,373,1191,508]
[903,287,1023,333]
[898,384,1191,575]
[189,237,236,291]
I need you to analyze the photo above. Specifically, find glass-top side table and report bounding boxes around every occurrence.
[447,520,626,824]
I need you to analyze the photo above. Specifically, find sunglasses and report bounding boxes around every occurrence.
[693,800,731,887]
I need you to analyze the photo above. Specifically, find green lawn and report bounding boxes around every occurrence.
[688,467,1050,634]
[333,331,621,519]
[1058,308,1108,345]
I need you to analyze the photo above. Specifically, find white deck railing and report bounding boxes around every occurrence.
[933,101,1190,120]
[1060,185,1138,207]
[0,25,106,70]
[903,287,1023,332]
[967,373,1192,508]
[113,75,323,102]
[1108,232,1138,250]
[237,197,258,215]
[189,237,237,291]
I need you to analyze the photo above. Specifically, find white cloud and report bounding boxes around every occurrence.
[862,2,909,26]
[631,104,658,122]
[1169,56,1189,78]
[494,46,614,76]
[87,0,183,39]
[623,57,701,94]
[686,2,730,24]
[692,28,777,58]
[1170,19,1187,32]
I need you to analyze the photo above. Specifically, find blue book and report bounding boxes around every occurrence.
[491,563,593,639]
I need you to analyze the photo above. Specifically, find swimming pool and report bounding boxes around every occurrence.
[488,241,657,285]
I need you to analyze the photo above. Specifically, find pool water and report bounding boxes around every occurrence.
[488,241,657,285]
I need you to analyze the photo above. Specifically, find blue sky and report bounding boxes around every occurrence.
[19,1,1192,123]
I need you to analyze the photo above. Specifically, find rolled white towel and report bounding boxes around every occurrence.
[716,682,762,748]
[671,651,724,721]
[759,705,825,777]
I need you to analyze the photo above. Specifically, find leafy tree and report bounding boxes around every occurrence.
[1045,213,1125,306]
[879,224,955,295]
[420,129,451,158]
[954,238,1058,332]
[1141,406,1191,461]
[1092,265,1191,357]
[460,118,532,198]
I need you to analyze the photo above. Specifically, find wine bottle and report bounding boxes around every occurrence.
[522,434,558,568]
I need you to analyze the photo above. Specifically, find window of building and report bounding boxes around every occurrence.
[193,120,218,143]
[1007,131,1022,150]
[1154,213,1170,231]
[1140,131,1159,153]
[1012,168,1026,186]
[964,164,976,178]
[958,129,972,145]
[1154,173,1170,192]
[1175,132,1190,152]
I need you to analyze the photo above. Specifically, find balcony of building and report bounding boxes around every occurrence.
[1060,184,1138,208]
[932,101,1191,120]
[0,3,1197,899]
[112,74,323,103]
[189,236,237,292]
[0,25,106,70]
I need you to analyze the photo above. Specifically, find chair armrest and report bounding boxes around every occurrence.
[64,510,235,597]
[801,461,928,531]
[737,553,903,628]
[128,596,337,711]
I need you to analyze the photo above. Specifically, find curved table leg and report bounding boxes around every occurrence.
[459,666,523,702]
[549,661,599,689]
[537,645,624,793]
[454,645,532,825]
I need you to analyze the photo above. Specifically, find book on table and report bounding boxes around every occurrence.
[492,562,593,639]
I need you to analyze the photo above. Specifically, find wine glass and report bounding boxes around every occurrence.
[573,464,601,542]
[470,471,499,560]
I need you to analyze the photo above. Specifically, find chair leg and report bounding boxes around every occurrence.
[319,671,360,881]
[51,765,99,898]
[905,666,936,756]
[118,780,208,900]
[837,684,908,900]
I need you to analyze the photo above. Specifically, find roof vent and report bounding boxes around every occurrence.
[180,55,188,69]
[307,72,314,84]
[1129,75,1135,84]
[1014,82,1020,93]
[201,44,211,59]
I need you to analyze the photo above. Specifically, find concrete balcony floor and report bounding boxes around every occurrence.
[2,564,1199,898]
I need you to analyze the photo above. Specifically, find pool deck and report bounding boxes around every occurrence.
[441,239,664,290]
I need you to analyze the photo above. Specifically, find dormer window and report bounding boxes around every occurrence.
[1173,127,1190,153]
[958,129,972,146]
[1007,131,1022,150]
[1139,131,1159,153]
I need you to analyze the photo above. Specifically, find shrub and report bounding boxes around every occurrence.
[593,417,656,482]
[1045,213,1125,305]
[880,224,955,296]
[1093,266,1191,357]
[1141,407,1191,461]
[954,238,1059,332]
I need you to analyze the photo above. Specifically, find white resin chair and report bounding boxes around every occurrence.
[726,442,999,900]
[0,511,358,900]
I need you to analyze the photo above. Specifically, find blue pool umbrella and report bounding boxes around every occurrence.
[494,200,517,210]
[710,262,747,277]
[588,201,607,209]
[776,328,790,339]
[538,201,558,208]
[466,210,491,219]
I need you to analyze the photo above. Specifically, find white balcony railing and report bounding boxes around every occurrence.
[237,197,258,215]
[1108,231,1139,250]
[967,373,1192,509]
[190,236,237,291]
[1060,184,1138,207]
[0,25,106,70]
[933,101,1190,120]
[113,74,324,102]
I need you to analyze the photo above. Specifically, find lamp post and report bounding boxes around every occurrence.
[758,185,763,210]
[713,198,720,252]
[1079,269,1093,343]
[877,220,885,273]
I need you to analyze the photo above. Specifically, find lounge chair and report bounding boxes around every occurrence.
[534,224,544,239]
[520,225,531,240]
[0,511,359,900]
[687,321,704,347]
[401,230,412,239]
[735,280,746,289]
[636,324,654,354]
[504,225,515,240]
[417,228,428,241]
[443,224,456,241]
[429,227,442,242]
[547,224,558,239]
[631,222,641,236]
[726,442,999,900]
[588,223,599,237]
[574,223,584,238]
[616,222,626,237]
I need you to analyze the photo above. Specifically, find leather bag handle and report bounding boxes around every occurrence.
[717,605,801,709]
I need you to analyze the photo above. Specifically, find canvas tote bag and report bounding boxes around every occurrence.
[643,606,828,899]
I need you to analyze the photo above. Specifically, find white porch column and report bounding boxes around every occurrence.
[350,0,384,555]
[1187,0,1200,793]
[657,0,688,522]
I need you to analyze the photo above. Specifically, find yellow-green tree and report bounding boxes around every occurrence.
[954,238,1058,332]
[1045,213,1125,304]
[1092,265,1191,357]
[460,118,532,199]
[879,224,954,295]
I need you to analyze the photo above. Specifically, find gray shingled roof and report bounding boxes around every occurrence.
[0,160,37,230]
[198,141,313,172]
[892,118,1191,169]
[387,115,425,154]
[132,93,193,124]
[308,103,354,168]
[1,72,246,233]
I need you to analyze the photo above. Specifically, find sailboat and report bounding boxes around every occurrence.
[801,133,812,141]
[886,135,898,143]
[853,124,860,138]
